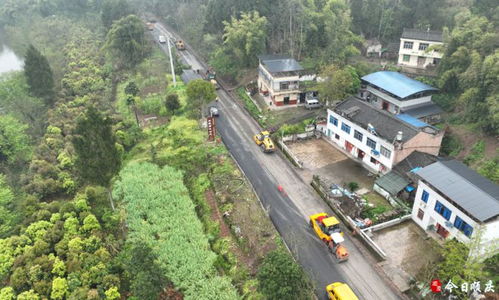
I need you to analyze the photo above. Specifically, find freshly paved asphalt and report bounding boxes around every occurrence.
[150,22,402,300]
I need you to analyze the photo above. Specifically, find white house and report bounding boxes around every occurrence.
[257,55,303,107]
[412,160,499,259]
[360,71,442,124]
[397,28,443,69]
[325,97,443,174]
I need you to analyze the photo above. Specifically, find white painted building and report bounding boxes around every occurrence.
[325,97,443,174]
[257,55,303,107]
[412,160,499,259]
[397,28,443,69]
[360,71,442,124]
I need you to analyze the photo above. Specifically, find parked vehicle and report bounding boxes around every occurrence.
[305,98,322,110]
[158,35,166,44]
[211,79,220,90]
[309,213,349,262]
[209,106,219,117]
[253,131,275,153]
[175,40,185,50]
[326,282,359,300]
[146,22,154,31]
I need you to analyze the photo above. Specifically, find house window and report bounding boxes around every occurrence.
[421,190,429,203]
[370,157,379,164]
[366,138,376,149]
[403,41,413,49]
[417,209,424,220]
[454,216,473,237]
[280,82,289,90]
[329,116,338,126]
[341,123,351,134]
[403,54,410,62]
[354,130,363,142]
[419,43,429,51]
[334,134,340,140]
[380,146,391,158]
[434,201,452,221]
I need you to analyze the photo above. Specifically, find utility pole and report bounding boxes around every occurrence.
[166,36,177,87]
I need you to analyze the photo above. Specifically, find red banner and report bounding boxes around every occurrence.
[207,116,216,141]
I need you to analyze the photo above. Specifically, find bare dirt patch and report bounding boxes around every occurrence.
[211,156,279,274]
[140,84,163,97]
[448,125,498,160]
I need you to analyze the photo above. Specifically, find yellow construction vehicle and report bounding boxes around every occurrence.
[326,282,359,300]
[175,40,185,50]
[309,213,349,262]
[253,131,275,153]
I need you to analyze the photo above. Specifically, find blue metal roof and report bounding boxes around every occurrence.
[396,114,430,128]
[362,71,438,99]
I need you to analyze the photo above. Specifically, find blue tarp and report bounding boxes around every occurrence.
[410,167,422,173]
[361,71,438,99]
[396,114,430,128]
[405,185,415,192]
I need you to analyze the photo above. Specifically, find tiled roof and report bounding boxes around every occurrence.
[334,97,420,142]
[402,102,443,118]
[362,71,438,99]
[258,54,304,73]
[402,28,443,43]
[416,160,499,222]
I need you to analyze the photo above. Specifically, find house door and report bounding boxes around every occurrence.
[417,56,426,66]
[382,101,389,111]
[436,223,449,238]
[284,96,290,105]
[357,149,365,159]
[299,93,306,104]
[345,141,354,153]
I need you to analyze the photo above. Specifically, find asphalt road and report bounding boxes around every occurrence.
[150,21,403,300]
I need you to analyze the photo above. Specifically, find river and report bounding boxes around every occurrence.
[0,43,24,74]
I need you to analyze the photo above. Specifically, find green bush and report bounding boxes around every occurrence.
[257,250,313,300]
[440,134,463,157]
[237,88,261,122]
[347,182,359,192]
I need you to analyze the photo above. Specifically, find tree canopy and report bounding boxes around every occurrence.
[317,65,360,104]
[105,15,150,69]
[23,45,55,105]
[72,106,122,186]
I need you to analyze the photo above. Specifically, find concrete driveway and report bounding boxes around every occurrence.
[287,138,376,191]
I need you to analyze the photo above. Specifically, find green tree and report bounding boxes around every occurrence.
[0,73,46,136]
[317,65,360,104]
[257,250,313,299]
[220,11,268,68]
[23,45,55,105]
[0,115,31,164]
[119,243,167,299]
[165,93,180,114]
[124,81,140,97]
[105,15,150,69]
[101,0,132,29]
[50,277,68,300]
[185,79,216,116]
[16,290,39,300]
[438,11,499,135]
[104,287,120,300]
[0,175,16,238]
[0,286,15,300]
[72,106,121,186]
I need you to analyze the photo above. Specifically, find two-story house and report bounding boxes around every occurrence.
[257,55,304,107]
[397,28,443,69]
[325,97,443,174]
[412,160,499,259]
[360,71,442,124]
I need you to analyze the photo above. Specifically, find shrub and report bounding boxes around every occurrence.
[347,182,359,192]
[257,250,313,300]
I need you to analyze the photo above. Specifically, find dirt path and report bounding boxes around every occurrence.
[204,190,257,273]
[448,125,498,160]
